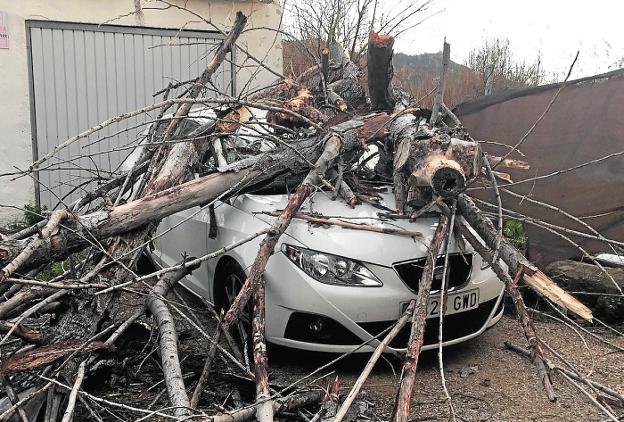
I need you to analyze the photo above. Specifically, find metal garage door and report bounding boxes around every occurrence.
[26,21,234,209]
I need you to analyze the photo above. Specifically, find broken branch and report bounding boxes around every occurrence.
[391,213,449,422]
[145,263,199,417]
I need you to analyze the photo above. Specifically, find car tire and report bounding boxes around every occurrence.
[217,259,253,353]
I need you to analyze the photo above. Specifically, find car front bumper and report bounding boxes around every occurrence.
[264,251,505,353]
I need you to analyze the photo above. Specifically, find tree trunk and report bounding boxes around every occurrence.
[367,32,396,111]
[394,136,482,200]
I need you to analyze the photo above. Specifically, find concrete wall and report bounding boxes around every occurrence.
[0,0,282,224]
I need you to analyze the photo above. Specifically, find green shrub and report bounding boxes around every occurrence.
[35,261,65,281]
[503,219,527,250]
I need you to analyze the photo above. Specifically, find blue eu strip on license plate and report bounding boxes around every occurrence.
[401,289,479,318]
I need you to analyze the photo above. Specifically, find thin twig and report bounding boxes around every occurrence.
[60,361,87,422]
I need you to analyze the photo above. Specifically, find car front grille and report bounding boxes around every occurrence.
[358,296,500,349]
[393,253,472,294]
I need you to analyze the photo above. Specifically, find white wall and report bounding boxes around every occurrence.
[0,0,282,224]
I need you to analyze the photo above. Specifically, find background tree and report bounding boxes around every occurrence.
[467,37,545,94]
[611,56,624,70]
[284,0,435,73]
[393,37,551,109]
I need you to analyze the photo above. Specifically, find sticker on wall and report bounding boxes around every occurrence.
[0,12,8,49]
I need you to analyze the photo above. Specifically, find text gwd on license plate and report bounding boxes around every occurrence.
[401,289,479,318]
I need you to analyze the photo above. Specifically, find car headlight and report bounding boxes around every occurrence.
[282,245,382,287]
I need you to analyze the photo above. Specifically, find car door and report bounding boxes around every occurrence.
[153,206,211,298]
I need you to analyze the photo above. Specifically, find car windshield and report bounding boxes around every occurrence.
[125,106,387,195]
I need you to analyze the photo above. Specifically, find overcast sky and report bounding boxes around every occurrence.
[393,0,624,80]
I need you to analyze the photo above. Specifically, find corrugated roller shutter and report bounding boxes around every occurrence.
[27,21,233,209]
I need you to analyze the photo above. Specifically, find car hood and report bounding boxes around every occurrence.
[230,191,463,267]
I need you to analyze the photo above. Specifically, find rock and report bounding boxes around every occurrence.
[545,260,624,322]
[460,365,479,378]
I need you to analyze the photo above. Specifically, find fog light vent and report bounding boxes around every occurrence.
[284,312,361,345]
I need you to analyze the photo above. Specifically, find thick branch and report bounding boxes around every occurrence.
[392,213,449,422]
[456,194,592,321]
[207,390,323,422]
[396,136,482,199]
[154,11,247,159]
[145,264,198,418]
[252,274,273,422]
[222,134,343,329]
[0,116,368,273]
[0,210,70,282]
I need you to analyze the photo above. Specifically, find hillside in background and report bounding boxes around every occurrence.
[392,51,483,108]
[282,41,485,108]
[393,52,468,83]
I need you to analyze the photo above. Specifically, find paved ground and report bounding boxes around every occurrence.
[269,314,624,421]
[81,287,624,421]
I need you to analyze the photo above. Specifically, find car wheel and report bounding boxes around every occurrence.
[218,260,253,353]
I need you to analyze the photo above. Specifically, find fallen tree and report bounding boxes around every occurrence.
[1,10,621,422]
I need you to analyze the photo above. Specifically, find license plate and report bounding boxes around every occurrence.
[401,289,479,318]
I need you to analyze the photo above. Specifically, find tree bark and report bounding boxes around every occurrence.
[252,278,273,422]
[0,210,69,282]
[545,260,624,294]
[0,287,53,320]
[321,376,340,422]
[394,136,482,200]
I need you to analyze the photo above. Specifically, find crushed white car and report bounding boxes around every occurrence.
[152,190,504,353]
[133,108,505,353]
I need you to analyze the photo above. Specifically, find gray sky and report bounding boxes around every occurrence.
[393,0,624,79]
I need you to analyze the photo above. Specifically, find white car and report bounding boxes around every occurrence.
[152,190,505,353]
